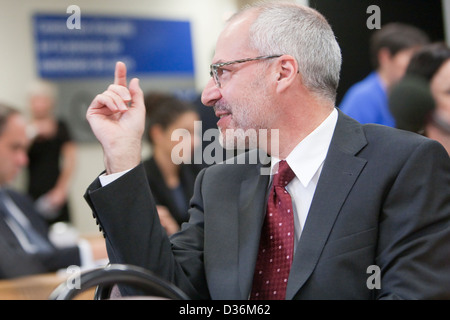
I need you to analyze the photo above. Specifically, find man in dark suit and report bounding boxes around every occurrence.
[0,104,106,279]
[84,2,450,299]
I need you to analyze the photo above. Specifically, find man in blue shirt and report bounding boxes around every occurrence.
[339,23,429,126]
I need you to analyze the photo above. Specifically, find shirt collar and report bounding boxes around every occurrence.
[270,108,338,187]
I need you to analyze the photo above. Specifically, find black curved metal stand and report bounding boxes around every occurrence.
[48,264,190,300]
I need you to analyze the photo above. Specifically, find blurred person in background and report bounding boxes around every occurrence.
[339,23,429,126]
[26,80,77,225]
[389,42,450,155]
[0,103,106,279]
[143,92,202,235]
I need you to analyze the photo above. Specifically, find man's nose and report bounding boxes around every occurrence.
[201,78,222,108]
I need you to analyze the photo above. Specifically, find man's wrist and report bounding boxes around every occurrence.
[103,142,141,175]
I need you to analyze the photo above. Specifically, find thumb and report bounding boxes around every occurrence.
[128,78,144,110]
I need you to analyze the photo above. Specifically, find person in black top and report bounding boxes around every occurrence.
[26,81,77,224]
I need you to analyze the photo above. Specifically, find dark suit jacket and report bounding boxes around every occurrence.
[142,157,202,225]
[85,110,450,299]
[0,189,81,279]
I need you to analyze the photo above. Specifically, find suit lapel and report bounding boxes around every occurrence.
[237,154,271,299]
[0,212,24,251]
[286,111,368,299]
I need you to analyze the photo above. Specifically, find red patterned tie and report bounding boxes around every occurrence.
[250,160,295,300]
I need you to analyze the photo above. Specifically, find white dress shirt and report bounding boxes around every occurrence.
[269,108,338,248]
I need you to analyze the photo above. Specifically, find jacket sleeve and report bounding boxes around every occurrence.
[83,163,210,299]
[377,139,450,299]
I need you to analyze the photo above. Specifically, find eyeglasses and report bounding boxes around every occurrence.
[209,54,282,88]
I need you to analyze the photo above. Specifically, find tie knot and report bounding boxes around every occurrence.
[273,160,295,187]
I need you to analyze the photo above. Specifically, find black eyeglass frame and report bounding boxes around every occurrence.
[209,54,283,88]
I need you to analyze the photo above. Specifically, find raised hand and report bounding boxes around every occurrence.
[86,61,145,174]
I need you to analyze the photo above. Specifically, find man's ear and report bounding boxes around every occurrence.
[275,55,299,93]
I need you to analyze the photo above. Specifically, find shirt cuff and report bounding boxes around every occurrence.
[98,168,132,187]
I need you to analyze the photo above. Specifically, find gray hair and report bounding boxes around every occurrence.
[28,80,57,100]
[233,1,342,103]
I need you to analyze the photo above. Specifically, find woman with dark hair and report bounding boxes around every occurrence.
[389,42,450,155]
[142,92,202,235]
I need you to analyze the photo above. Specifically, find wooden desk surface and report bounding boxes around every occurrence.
[0,272,95,300]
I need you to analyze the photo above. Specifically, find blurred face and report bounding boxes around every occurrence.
[380,47,418,86]
[155,111,200,163]
[30,94,54,119]
[0,114,29,185]
[201,12,279,148]
[430,59,450,124]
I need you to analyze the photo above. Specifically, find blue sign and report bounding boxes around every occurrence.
[33,14,195,78]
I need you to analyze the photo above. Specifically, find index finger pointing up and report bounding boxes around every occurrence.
[114,61,127,87]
